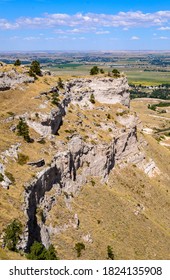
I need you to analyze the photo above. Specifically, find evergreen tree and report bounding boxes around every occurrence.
[75,242,85,257]
[51,91,59,106]
[14,59,21,66]
[3,219,22,251]
[57,77,64,89]
[29,60,41,76]
[100,68,105,74]
[90,66,99,75]
[112,69,120,77]
[107,245,114,260]
[27,241,58,260]
[16,118,31,142]
[89,93,95,104]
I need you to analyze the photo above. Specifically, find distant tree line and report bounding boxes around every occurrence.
[89,66,120,77]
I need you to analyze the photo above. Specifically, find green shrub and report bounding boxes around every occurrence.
[3,219,22,251]
[27,241,58,260]
[16,118,31,142]
[107,245,114,260]
[51,91,60,106]
[57,77,64,89]
[17,153,29,165]
[112,69,120,77]
[14,59,21,66]
[90,66,99,75]
[90,179,95,186]
[29,60,41,76]
[107,113,111,119]
[89,93,95,104]
[75,242,85,257]
[5,171,15,184]
[0,173,4,182]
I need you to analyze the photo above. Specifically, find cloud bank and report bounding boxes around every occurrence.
[1,10,170,31]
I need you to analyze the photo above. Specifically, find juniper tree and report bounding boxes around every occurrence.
[16,118,31,142]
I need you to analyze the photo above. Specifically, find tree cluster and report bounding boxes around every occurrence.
[3,219,22,251]
[27,241,58,260]
[90,66,105,75]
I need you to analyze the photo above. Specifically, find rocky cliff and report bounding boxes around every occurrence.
[16,77,159,251]
[0,68,34,90]
[0,72,165,259]
[66,77,130,107]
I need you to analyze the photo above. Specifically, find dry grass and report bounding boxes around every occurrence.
[48,161,170,259]
[0,66,170,260]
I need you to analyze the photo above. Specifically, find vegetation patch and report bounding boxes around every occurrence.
[27,241,58,260]
[4,171,15,184]
[17,153,29,165]
[0,173,4,182]
[74,242,85,257]
[3,219,22,251]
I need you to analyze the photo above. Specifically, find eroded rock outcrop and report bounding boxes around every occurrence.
[21,124,147,250]
[0,69,34,90]
[17,75,159,251]
[66,77,130,107]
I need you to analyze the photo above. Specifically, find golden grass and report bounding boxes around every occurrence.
[0,67,169,260]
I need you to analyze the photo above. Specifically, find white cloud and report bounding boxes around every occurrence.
[96,30,110,34]
[1,10,170,31]
[10,36,20,40]
[0,19,19,29]
[160,36,169,39]
[23,36,40,41]
[131,36,140,40]
[45,37,55,40]
[158,26,170,30]
[153,36,169,40]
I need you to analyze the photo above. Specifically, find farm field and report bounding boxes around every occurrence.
[1,51,170,85]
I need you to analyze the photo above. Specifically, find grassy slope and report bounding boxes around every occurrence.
[0,65,170,260]
[47,105,170,260]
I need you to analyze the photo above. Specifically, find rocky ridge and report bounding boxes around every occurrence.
[0,68,34,90]
[66,77,130,107]
[8,77,159,251]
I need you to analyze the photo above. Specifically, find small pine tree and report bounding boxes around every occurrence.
[75,242,85,257]
[112,69,120,77]
[90,66,99,75]
[16,118,31,142]
[89,93,95,104]
[27,241,58,260]
[29,60,41,76]
[57,77,64,89]
[107,245,114,260]
[3,219,22,251]
[14,59,21,66]
[100,68,105,74]
[0,173,4,182]
[51,91,59,106]
[29,68,37,78]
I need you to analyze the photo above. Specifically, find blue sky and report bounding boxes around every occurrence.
[0,0,170,51]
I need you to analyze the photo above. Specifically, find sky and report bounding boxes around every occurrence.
[0,0,170,51]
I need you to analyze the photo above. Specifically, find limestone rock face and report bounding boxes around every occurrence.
[0,163,11,189]
[27,97,70,137]
[66,77,130,107]
[12,75,160,252]
[0,69,34,90]
[21,122,146,250]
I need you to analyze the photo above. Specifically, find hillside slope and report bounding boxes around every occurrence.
[0,64,169,259]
